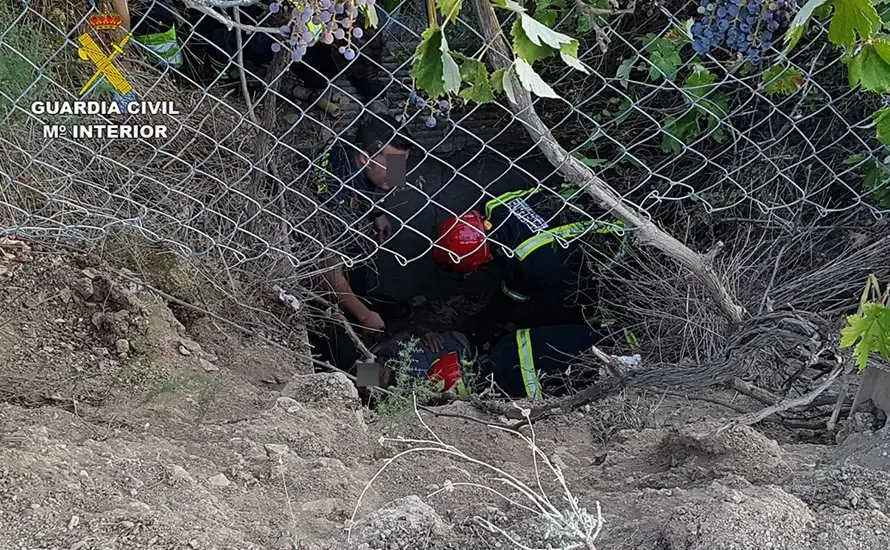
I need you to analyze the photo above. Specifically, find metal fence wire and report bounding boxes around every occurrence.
[1,0,889,307]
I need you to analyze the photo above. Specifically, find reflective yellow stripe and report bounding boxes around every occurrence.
[484,188,542,219]
[501,280,529,302]
[513,219,627,261]
[516,329,542,399]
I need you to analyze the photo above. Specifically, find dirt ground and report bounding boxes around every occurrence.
[2,245,890,550]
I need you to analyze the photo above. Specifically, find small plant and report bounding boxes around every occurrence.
[144,372,225,419]
[349,399,604,549]
[840,274,890,371]
[374,337,442,422]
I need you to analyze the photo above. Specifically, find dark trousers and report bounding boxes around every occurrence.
[481,324,606,398]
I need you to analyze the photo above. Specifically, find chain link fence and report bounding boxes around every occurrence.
[1,0,888,339]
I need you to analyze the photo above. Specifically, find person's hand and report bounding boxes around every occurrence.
[423,331,445,353]
[357,310,385,332]
[374,214,392,244]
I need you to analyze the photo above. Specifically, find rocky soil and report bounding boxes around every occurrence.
[1,241,889,550]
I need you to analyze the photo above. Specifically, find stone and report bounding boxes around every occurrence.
[208,473,230,487]
[169,465,195,486]
[178,345,192,356]
[200,359,219,372]
[115,339,130,355]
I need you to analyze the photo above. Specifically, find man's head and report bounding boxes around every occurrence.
[354,114,413,191]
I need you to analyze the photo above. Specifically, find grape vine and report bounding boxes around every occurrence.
[267,0,376,63]
[397,92,452,128]
[691,0,799,62]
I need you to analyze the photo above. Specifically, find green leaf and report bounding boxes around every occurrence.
[441,35,461,95]
[684,63,717,99]
[518,13,574,50]
[503,68,520,104]
[411,27,460,98]
[846,38,890,92]
[559,40,590,74]
[828,0,881,48]
[762,64,805,95]
[784,0,830,52]
[458,58,494,104]
[490,68,506,93]
[492,0,527,11]
[512,19,555,64]
[581,157,607,167]
[648,44,682,81]
[839,302,890,370]
[616,58,636,88]
[533,8,558,26]
[436,0,461,19]
[875,107,890,146]
[514,58,559,98]
[661,112,700,153]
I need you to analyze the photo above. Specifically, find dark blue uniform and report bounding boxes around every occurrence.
[484,185,626,305]
[481,324,606,399]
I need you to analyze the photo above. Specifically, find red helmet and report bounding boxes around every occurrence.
[428,352,464,393]
[432,211,492,274]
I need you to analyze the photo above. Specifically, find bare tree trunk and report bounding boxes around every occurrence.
[469,0,746,326]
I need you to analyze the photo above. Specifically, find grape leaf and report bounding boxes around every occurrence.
[411,27,460,99]
[828,0,881,48]
[616,58,636,88]
[648,44,682,81]
[661,112,700,153]
[436,0,462,19]
[512,19,555,64]
[762,65,805,95]
[502,68,519,104]
[533,8,558,26]
[874,107,890,146]
[684,64,717,99]
[459,58,494,104]
[846,38,890,92]
[784,0,830,52]
[840,302,890,370]
[560,40,590,74]
[490,68,506,93]
[519,13,574,50]
[514,58,559,98]
[492,0,527,12]
[441,34,461,95]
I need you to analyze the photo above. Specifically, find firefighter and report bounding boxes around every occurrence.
[432,184,629,329]
[373,324,613,400]
[316,113,413,332]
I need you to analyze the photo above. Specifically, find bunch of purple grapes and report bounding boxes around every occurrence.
[398,91,452,128]
[691,0,798,62]
[268,0,375,63]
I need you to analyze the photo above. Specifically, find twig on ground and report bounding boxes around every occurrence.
[716,355,846,433]
[730,377,781,406]
[826,371,849,432]
[347,397,604,549]
[590,345,628,383]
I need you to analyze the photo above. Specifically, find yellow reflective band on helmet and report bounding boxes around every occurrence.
[516,329,542,399]
[484,188,542,220]
[513,219,628,261]
[501,280,530,302]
